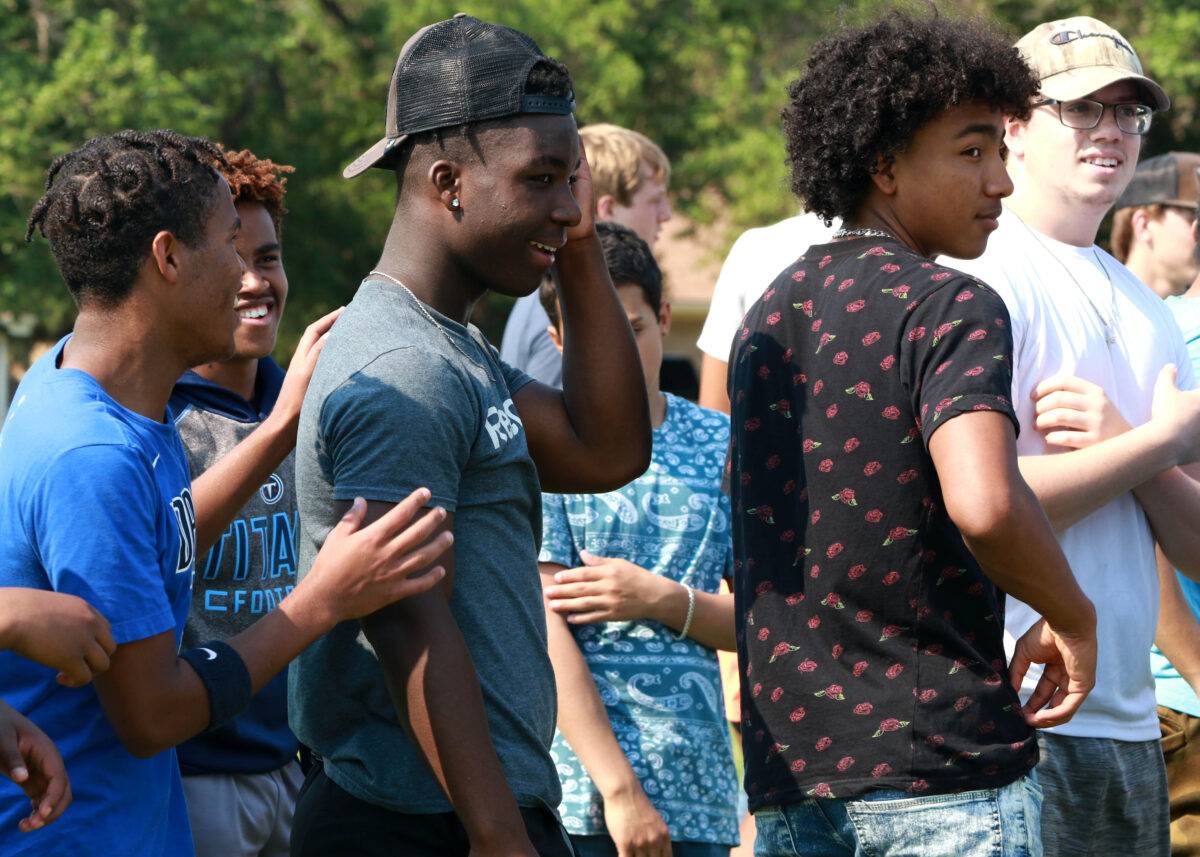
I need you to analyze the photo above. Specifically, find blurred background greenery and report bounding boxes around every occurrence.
[3,0,1199,354]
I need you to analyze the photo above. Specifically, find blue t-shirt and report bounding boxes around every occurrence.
[0,337,195,856]
[539,393,739,846]
[1152,296,1200,717]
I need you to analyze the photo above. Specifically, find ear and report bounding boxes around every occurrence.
[1003,116,1027,163]
[545,322,564,354]
[868,154,898,197]
[658,301,672,337]
[149,230,181,283]
[428,159,463,213]
[596,194,618,220]
[1131,208,1153,245]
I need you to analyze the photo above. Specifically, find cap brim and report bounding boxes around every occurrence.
[1039,66,1170,111]
[342,135,408,179]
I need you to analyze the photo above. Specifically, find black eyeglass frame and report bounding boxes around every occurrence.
[1032,97,1154,135]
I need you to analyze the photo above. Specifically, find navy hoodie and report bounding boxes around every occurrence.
[170,358,299,775]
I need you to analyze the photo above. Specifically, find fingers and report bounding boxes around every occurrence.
[1009,647,1031,694]
[389,566,446,601]
[94,608,116,657]
[1025,689,1087,728]
[1020,670,1059,719]
[1042,430,1091,449]
[296,307,345,354]
[1032,390,1089,416]
[545,582,602,601]
[546,596,605,616]
[553,566,604,584]
[331,497,368,540]
[53,659,92,689]
[83,639,112,678]
[1034,408,1089,433]
[0,725,28,786]
[579,550,608,566]
[369,488,435,541]
[1033,375,1099,400]
[389,530,454,578]
[1156,363,1179,396]
[25,740,70,829]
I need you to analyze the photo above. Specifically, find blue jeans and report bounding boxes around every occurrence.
[754,775,1042,857]
[570,835,729,856]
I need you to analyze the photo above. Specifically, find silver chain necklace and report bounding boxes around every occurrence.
[367,269,480,365]
[1010,214,1119,346]
[833,227,894,241]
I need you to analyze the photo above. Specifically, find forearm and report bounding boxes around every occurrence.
[553,236,651,487]
[97,589,334,757]
[649,585,736,651]
[698,355,731,414]
[1135,468,1200,581]
[544,605,641,798]
[191,414,295,554]
[1155,547,1200,691]
[362,596,527,846]
[1018,421,1178,532]
[962,484,1094,636]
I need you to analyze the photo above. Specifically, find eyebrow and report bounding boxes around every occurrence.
[230,216,242,235]
[955,123,1001,140]
[254,242,282,256]
[527,154,572,170]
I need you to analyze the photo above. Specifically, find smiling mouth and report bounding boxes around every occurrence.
[1083,156,1121,168]
[529,240,560,264]
[236,300,274,322]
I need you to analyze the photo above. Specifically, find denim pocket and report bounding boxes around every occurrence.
[845,788,1003,857]
[752,807,800,857]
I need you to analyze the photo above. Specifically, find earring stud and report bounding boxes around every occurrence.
[450,197,460,209]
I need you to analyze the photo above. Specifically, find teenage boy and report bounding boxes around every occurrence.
[1110,152,1200,298]
[947,17,1200,856]
[731,15,1098,856]
[0,130,452,856]
[288,16,651,857]
[537,222,739,857]
[502,122,672,387]
[1,588,116,832]
[168,147,303,857]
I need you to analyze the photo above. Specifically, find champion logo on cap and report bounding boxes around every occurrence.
[1049,29,1134,55]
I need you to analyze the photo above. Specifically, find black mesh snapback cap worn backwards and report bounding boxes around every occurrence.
[343,13,575,179]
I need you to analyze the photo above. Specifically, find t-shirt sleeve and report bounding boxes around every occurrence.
[1169,317,1198,392]
[538,492,578,568]
[898,278,1019,445]
[697,232,758,361]
[36,445,176,645]
[500,356,536,398]
[320,349,476,511]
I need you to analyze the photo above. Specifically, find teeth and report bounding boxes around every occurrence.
[530,241,557,254]
[238,305,268,320]
[1087,157,1118,167]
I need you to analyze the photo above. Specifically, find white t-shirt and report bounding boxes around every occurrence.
[948,210,1196,741]
[695,213,837,361]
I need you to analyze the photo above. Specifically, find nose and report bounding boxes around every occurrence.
[554,183,582,228]
[986,154,1014,199]
[1091,105,1123,142]
[241,266,268,294]
[659,197,673,224]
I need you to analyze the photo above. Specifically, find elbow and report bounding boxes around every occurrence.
[114,719,176,759]
[947,487,1021,544]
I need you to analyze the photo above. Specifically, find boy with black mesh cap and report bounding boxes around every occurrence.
[288,14,650,857]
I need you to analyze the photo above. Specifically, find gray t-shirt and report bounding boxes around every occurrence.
[289,279,560,813]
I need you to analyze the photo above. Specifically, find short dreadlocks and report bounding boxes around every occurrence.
[218,147,295,235]
[26,129,226,308]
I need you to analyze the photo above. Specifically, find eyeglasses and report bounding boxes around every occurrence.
[1033,98,1153,135]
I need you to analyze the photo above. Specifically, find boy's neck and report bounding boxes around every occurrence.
[1005,177,1105,249]
[63,309,188,421]
[649,388,667,429]
[376,215,485,325]
[192,356,260,403]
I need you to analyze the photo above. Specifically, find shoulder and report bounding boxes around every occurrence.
[943,214,1041,307]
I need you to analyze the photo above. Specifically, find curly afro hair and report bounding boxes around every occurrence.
[26,129,225,308]
[782,13,1039,225]
[217,147,295,235]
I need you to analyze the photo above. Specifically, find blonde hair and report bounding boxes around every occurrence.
[579,123,670,206]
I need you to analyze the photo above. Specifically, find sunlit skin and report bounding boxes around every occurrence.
[1006,80,1145,246]
[193,201,289,401]
[598,166,673,247]
[846,102,1013,260]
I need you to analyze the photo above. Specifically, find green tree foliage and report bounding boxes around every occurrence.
[3,0,1200,348]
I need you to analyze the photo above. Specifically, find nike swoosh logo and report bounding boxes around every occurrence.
[199,647,217,661]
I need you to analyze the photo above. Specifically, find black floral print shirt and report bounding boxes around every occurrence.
[729,237,1037,808]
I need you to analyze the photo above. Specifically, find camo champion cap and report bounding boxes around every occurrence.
[343,13,576,179]
[1016,17,1169,111]
[1115,152,1200,210]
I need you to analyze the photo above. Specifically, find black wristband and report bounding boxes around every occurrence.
[179,640,253,730]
